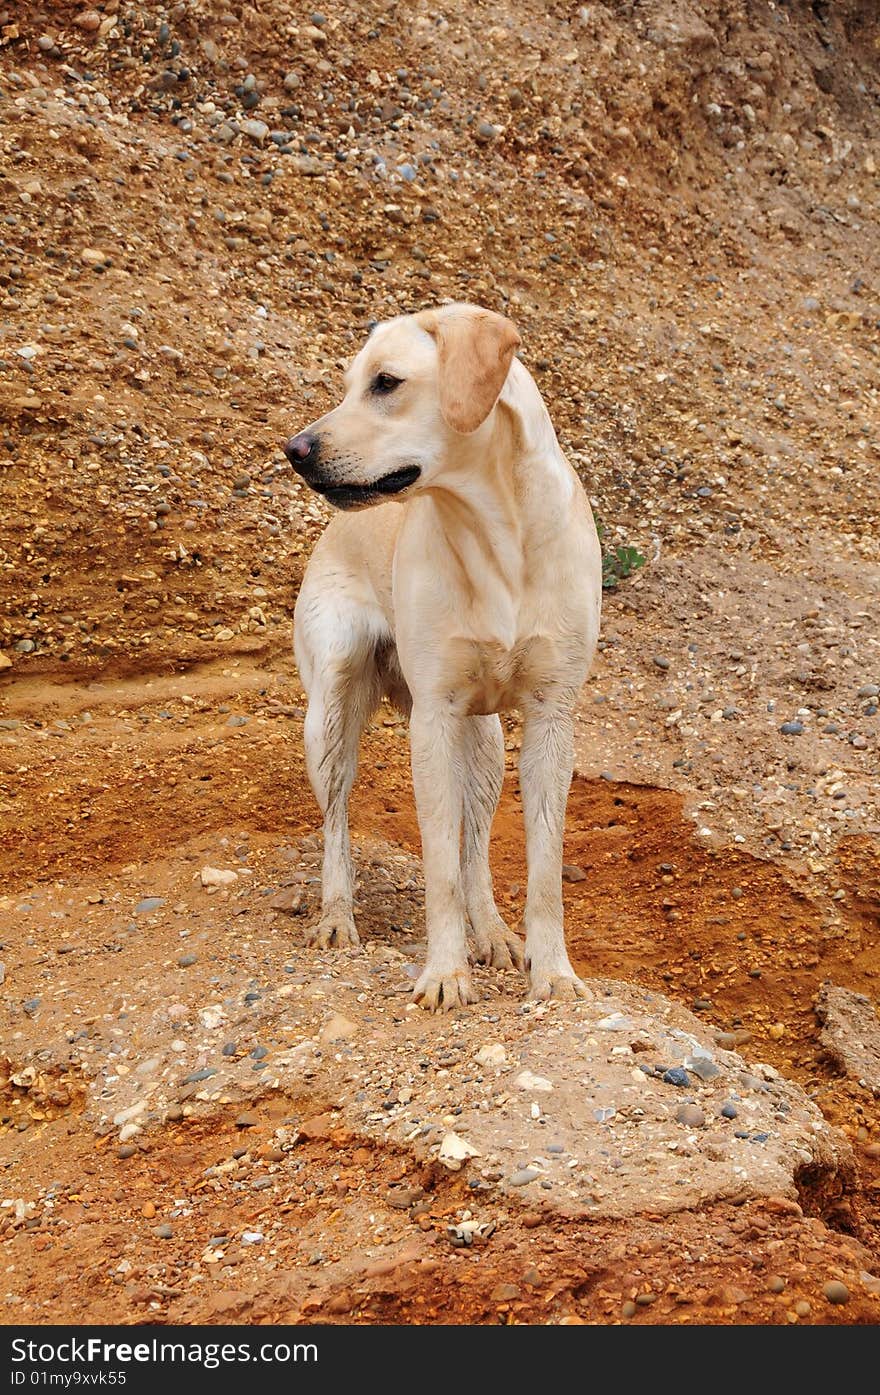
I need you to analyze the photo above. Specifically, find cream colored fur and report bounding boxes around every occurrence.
[290,304,602,1010]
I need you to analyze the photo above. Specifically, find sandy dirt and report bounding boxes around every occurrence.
[1,0,879,1325]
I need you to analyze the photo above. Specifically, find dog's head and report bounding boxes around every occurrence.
[283,303,521,509]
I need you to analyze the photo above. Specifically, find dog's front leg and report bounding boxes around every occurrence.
[410,706,477,1010]
[519,700,589,1002]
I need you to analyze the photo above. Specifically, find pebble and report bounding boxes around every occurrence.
[685,1055,720,1081]
[767,1275,786,1293]
[177,953,198,967]
[675,1103,705,1128]
[476,1042,507,1067]
[241,1230,264,1245]
[243,119,269,142]
[235,1112,259,1128]
[795,1299,811,1318]
[780,721,804,735]
[200,866,238,887]
[154,1223,173,1239]
[662,1067,690,1087]
[822,1280,849,1305]
[135,897,165,914]
[621,1300,638,1318]
[720,1103,738,1119]
[475,119,499,142]
[509,1168,539,1186]
[561,864,587,882]
[652,655,671,670]
[182,1067,215,1084]
[222,1042,238,1057]
[117,1144,137,1160]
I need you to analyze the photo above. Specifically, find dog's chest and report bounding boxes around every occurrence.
[453,634,558,716]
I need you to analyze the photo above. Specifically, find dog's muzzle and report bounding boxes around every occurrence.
[283,434,421,509]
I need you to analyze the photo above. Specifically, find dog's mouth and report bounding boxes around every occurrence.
[314,465,421,509]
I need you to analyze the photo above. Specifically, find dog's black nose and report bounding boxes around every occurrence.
[284,432,320,470]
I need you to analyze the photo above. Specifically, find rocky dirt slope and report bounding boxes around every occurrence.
[1,0,879,1324]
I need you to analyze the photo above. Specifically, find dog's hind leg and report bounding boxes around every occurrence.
[461,715,525,972]
[295,597,384,950]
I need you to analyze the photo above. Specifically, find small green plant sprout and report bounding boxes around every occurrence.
[595,520,647,591]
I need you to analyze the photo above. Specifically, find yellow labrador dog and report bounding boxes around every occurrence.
[285,303,602,1009]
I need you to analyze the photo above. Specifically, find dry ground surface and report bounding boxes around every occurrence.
[1,0,879,1326]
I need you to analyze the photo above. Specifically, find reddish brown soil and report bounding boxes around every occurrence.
[2,0,880,1327]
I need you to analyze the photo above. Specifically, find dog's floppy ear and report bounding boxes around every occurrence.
[417,304,521,435]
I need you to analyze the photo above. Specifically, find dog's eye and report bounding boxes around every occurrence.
[371,372,403,395]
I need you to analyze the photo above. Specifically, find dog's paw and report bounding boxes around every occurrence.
[471,916,526,973]
[527,967,591,1002]
[307,911,361,951]
[413,965,477,1012]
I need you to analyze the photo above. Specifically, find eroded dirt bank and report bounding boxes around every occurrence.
[1,0,879,1325]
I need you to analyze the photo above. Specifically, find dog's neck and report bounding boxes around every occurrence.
[417,361,574,622]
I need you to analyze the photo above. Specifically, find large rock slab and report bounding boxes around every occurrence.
[2,835,853,1222]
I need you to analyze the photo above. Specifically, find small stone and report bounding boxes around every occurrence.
[509,1168,539,1186]
[795,1300,811,1318]
[154,1223,173,1239]
[780,721,804,735]
[822,1280,849,1305]
[722,1286,748,1305]
[476,1042,507,1067]
[561,864,587,882]
[243,119,269,142]
[514,1070,552,1093]
[241,1230,264,1244]
[685,1055,720,1081]
[720,1103,738,1119]
[177,953,198,968]
[475,119,499,142]
[652,655,671,670]
[491,1282,520,1303]
[621,1300,637,1319]
[134,897,164,914]
[438,1132,480,1169]
[222,1042,238,1057]
[80,247,107,266]
[182,1067,215,1084]
[235,1113,259,1129]
[676,1103,705,1128]
[768,1275,786,1293]
[252,1177,273,1191]
[117,1145,137,1159]
[23,998,40,1017]
[268,886,306,914]
[200,866,238,888]
[662,1067,690,1087]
